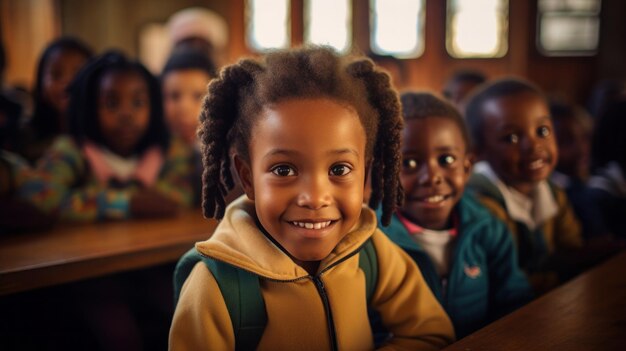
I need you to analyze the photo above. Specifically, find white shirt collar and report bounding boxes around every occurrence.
[99,147,139,179]
[474,161,558,231]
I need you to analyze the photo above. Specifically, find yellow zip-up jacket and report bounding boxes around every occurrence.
[169,197,454,350]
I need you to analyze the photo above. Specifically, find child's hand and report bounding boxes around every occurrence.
[130,189,180,218]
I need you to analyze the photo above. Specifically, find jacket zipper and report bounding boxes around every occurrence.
[441,277,448,303]
[312,275,338,351]
[308,244,368,351]
[200,240,369,351]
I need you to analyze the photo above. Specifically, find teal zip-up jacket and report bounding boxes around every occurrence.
[377,193,533,338]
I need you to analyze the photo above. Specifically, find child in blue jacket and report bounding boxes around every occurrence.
[377,92,532,338]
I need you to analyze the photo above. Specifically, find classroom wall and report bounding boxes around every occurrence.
[1,0,60,89]
[2,0,624,106]
[59,0,230,57]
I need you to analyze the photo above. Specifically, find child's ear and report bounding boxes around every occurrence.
[363,160,373,203]
[234,155,255,200]
[463,153,474,178]
[364,160,373,186]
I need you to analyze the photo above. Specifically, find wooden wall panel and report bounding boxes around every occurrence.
[1,0,60,88]
[1,0,623,107]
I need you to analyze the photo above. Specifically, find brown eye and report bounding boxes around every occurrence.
[537,126,551,138]
[271,165,295,177]
[133,97,147,108]
[403,158,418,170]
[104,97,119,110]
[49,69,63,81]
[169,91,181,101]
[503,133,519,144]
[438,154,456,166]
[330,164,351,176]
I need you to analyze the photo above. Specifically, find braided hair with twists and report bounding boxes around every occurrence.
[199,46,403,225]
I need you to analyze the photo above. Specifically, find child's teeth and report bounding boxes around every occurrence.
[292,221,331,229]
[530,160,543,169]
[425,195,444,203]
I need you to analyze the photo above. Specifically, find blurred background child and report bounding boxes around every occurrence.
[11,51,196,350]
[465,78,584,294]
[588,99,626,239]
[550,100,610,239]
[161,48,243,206]
[442,69,487,111]
[166,7,229,68]
[376,91,531,338]
[586,79,626,120]
[18,37,93,164]
[161,48,216,147]
[18,51,192,222]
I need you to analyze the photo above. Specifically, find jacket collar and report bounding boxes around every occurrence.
[377,193,488,253]
[196,196,377,280]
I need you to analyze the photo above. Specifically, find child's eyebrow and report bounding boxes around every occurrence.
[327,148,361,157]
[537,116,552,123]
[262,149,298,160]
[434,145,462,152]
[263,148,361,160]
[133,87,149,94]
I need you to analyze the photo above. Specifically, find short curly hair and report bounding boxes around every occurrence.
[400,91,471,150]
[198,46,404,225]
[464,77,546,153]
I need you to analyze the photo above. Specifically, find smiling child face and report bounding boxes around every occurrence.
[479,92,558,195]
[236,98,367,271]
[399,117,471,230]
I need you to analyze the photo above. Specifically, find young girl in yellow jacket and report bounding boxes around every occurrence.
[170,46,455,350]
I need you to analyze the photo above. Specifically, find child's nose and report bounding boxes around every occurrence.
[117,104,135,121]
[521,134,543,153]
[297,174,332,210]
[417,162,443,185]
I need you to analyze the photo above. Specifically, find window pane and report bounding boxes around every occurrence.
[370,0,424,58]
[304,0,351,53]
[537,0,601,56]
[539,0,600,13]
[446,0,509,58]
[246,0,290,51]
[540,15,599,52]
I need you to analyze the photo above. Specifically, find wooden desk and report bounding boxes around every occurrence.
[444,251,626,350]
[0,210,217,296]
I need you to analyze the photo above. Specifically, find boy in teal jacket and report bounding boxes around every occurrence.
[376,92,532,338]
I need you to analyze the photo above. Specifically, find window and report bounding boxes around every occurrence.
[246,0,290,51]
[304,0,351,53]
[537,0,601,56]
[370,0,425,58]
[446,0,509,58]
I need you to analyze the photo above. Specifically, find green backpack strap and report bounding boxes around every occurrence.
[359,238,378,302]
[173,248,267,351]
[204,258,267,351]
[173,247,204,305]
